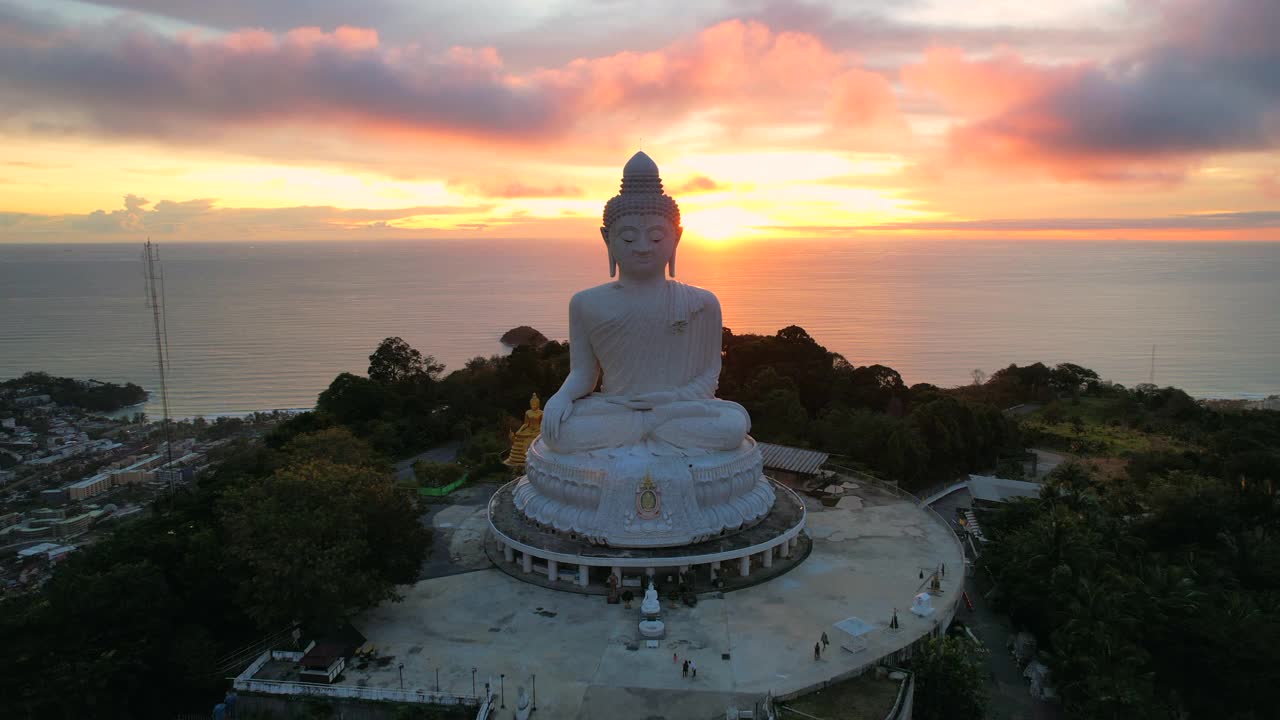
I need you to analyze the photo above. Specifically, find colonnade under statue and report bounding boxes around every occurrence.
[486,476,808,592]
[495,527,804,589]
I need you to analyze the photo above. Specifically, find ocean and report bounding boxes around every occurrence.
[1,239,1277,417]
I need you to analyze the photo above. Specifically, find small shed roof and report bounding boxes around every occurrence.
[757,443,829,476]
[299,643,347,668]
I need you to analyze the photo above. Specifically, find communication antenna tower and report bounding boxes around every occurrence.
[1149,344,1156,385]
[142,239,176,490]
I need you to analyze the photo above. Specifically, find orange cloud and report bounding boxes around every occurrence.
[447,180,583,198]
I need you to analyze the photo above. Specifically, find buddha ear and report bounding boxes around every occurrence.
[601,226,617,277]
[669,227,682,277]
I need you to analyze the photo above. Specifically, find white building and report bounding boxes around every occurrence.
[67,472,113,501]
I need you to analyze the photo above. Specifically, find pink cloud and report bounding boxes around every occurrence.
[670,176,724,194]
[541,20,897,135]
[1260,172,1280,200]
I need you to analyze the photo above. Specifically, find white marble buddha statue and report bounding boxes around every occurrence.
[540,151,750,457]
[514,152,774,548]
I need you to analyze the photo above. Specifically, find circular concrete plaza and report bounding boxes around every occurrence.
[347,480,964,720]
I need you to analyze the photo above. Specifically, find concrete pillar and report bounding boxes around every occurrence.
[612,566,623,583]
[578,565,589,588]
[781,540,792,559]
[739,555,751,577]
[762,548,773,568]
[679,565,690,574]
[646,567,656,579]
[710,561,721,571]
[547,559,559,582]
[503,545,514,563]
[522,552,533,574]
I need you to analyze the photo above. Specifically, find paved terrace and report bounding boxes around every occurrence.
[345,482,963,720]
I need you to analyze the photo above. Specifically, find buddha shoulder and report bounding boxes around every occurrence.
[687,284,720,312]
[568,283,618,325]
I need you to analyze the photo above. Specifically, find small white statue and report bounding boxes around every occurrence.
[641,580,661,616]
[911,591,935,617]
[515,686,531,720]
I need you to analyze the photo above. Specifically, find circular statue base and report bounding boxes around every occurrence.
[486,478,808,595]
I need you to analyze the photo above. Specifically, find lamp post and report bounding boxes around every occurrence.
[501,673,506,708]
[435,667,439,693]
[397,663,404,691]
[532,673,536,711]
[471,667,477,697]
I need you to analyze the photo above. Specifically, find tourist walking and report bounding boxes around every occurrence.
[682,659,689,677]
[814,642,821,661]
[821,631,829,652]
[691,660,697,678]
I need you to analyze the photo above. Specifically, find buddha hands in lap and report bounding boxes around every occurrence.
[540,152,750,456]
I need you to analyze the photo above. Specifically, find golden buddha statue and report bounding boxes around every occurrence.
[505,393,543,468]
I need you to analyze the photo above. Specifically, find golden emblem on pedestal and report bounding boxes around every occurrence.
[505,393,543,469]
[636,472,661,519]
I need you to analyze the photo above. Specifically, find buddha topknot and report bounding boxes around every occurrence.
[602,151,681,231]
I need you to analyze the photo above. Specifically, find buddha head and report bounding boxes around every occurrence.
[602,151,682,279]
[529,393,540,411]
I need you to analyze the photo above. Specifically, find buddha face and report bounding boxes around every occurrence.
[601,213,681,279]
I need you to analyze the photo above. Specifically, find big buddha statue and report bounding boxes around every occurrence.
[513,152,775,547]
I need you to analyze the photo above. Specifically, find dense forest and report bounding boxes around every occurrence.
[296,327,1021,492]
[4,329,1275,718]
[977,383,1280,719]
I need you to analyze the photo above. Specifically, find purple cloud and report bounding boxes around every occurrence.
[1,194,486,240]
[0,8,568,144]
[905,0,1280,181]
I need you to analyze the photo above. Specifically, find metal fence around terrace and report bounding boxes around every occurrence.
[232,650,482,710]
[234,677,479,708]
[825,465,967,551]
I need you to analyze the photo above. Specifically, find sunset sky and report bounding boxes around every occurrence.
[1,0,1277,243]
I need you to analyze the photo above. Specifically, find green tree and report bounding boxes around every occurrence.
[0,560,180,719]
[883,424,929,487]
[738,367,809,443]
[368,336,444,385]
[316,372,389,426]
[220,459,429,628]
[911,635,989,720]
[1050,362,1100,395]
[414,459,465,488]
[277,426,385,469]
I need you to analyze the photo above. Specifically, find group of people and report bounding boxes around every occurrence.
[674,653,697,678]
[813,631,830,660]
